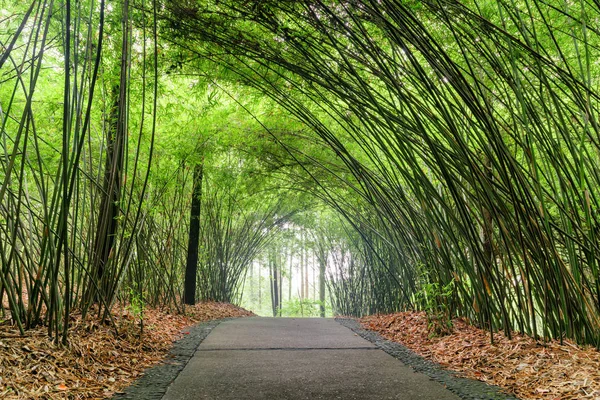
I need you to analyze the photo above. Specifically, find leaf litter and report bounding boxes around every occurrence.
[0,302,254,399]
[361,312,600,400]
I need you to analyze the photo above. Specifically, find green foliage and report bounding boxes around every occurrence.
[161,0,600,346]
[280,298,325,318]
[126,288,145,322]
[3,0,600,348]
[415,280,455,338]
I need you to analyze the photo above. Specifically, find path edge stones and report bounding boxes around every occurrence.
[336,318,519,400]
[112,318,229,400]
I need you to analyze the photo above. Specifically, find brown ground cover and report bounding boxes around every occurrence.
[0,302,254,399]
[361,312,600,400]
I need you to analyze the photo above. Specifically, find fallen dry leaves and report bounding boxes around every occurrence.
[0,302,254,399]
[361,312,600,400]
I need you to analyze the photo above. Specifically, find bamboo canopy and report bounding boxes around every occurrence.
[1,0,600,346]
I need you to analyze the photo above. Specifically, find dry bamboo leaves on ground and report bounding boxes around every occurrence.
[0,302,254,399]
[362,312,600,400]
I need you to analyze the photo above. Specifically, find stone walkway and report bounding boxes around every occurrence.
[162,317,461,399]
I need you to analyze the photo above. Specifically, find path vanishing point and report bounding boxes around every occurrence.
[162,317,461,399]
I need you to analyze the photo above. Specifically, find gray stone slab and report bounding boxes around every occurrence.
[162,349,460,400]
[337,318,518,400]
[198,317,377,350]
[161,318,460,400]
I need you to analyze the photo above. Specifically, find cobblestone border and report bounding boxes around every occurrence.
[112,319,226,400]
[336,318,519,400]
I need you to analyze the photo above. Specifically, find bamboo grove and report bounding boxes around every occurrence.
[0,0,292,342]
[1,0,600,346]
[163,0,600,345]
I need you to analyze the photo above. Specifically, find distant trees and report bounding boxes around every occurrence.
[240,221,334,317]
[268,247,282,317]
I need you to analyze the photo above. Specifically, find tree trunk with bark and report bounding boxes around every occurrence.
[184,163,204,305]
[269,249,279,317]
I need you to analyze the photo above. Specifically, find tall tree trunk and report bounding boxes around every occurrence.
[184,163,204,305]
[87,0,129,310]
[269,249,279,317]
[91,84,125,299]
[319,250,326,318]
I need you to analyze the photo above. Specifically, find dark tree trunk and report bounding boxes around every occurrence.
[88,0,129,309]
[270,249,279,317]
[91,84,125,301]
[184,163,204,305]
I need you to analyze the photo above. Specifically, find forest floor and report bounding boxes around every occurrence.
[361,312,600,400]
[0,302,254,399]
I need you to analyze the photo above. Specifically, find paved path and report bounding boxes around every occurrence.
[162,318,460,399]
